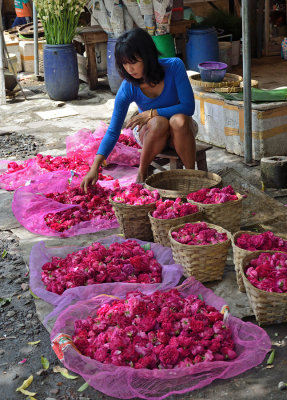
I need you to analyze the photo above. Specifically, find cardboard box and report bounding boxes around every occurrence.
[4,36,22,72]
[19,40,45,73]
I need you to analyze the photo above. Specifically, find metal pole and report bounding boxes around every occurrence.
[0,8,6,104]
[242,0,252,164]
[33,3,39,76]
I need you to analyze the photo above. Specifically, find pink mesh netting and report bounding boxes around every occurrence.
[66,124,141,167]
[50,277,271,399]
[0,158,43,191]
[12,169,140,237]
[29,235,183,306]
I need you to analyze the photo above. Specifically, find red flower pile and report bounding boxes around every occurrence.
[0,154,113,181]
[4,161,27,174]
[152,198,198,220]
[245,252,287,293]
[42,240,162,294]
[44,183,115,232]
[72,288,237,369]
[187,185,238,204]
[171,222,228,245]
[236,231,287,252]
[118,133,141,149]
[112,183,160,205]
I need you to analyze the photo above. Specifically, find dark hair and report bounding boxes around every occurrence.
[115,28,165,86]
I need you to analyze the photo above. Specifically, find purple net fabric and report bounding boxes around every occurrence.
[66,124,141,167]
[30,235,183,310]
[0,158,43,191]
[50,277,271,399]
[11,168,138,237]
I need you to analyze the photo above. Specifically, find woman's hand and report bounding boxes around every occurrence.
[126,110,153,130]
[80,168,99,193]
[80,154,105,193]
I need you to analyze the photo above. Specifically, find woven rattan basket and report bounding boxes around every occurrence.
[232,230,262,293]
[189,73,243,89]
[168,222,231,282]
[109,197,156,241]
[187,193,243,234]
[148,210,202,247]
[240,251,287,326]
[144,170,222,199]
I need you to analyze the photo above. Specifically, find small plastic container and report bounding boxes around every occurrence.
[198,61,228,82]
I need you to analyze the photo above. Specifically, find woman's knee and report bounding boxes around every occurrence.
[147,116,169,138]
[169,114,190,131]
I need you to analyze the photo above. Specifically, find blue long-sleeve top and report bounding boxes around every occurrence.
[97,57,195,159]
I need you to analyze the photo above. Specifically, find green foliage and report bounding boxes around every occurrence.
[33,0,86,44]
[198,9,242,41]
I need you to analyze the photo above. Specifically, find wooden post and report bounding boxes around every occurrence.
[0,5,6,105]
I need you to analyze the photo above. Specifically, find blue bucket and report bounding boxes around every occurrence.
[186,27,219,72]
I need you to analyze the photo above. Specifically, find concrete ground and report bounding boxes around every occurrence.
[0,55,287,399]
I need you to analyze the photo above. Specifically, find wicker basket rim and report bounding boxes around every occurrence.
[240,250,287,298]
[189,73,243,88]
[145,169,222,181]
[187,192,243,207]
[109,196,157,209]
[168,221,231,248]
[148,209,201,221]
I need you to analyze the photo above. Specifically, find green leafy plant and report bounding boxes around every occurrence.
[199,9,242,41]
[33,0,86,44]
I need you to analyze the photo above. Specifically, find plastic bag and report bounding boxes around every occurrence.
[50,277,271,399]
[66,123,141,167]
[11,171,121,237]
[0,158,42,191]
[29,235,183,308]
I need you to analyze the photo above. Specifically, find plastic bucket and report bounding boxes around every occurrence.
[7,54,17,74]
[186,27,219,72]
[152,34,176,58]
[107,37,123,94]
[43,44,79,101]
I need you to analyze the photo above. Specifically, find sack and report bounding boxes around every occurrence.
[29,235,183,307]
[50,277,271,399]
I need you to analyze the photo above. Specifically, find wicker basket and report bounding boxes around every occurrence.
[148,210,202,247]
[109,197,156,241]
[240,251,287,326]
[144,170,222,199]
[232,230,261,293]
[187,193,243,234]
[189,73,243,89]
[168,222,231,282]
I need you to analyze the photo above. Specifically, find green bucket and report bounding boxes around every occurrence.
[152,34,176,58]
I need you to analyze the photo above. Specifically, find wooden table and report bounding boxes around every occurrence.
[74,26,108,90]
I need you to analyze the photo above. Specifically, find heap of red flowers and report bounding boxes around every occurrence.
[245,252,287,293]
[118,133,141,149]
[171,222,228,246]
[72,288,237,369]
[111,183,160,205]
[44,183,114,232]
[42,240,162,294]
[0,154,113,181]
[235,231,287,252]
[187,185,239,204]
[152,198,198,220]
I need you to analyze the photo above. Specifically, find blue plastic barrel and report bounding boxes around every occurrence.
[43,44,79,101]
[107,37,123,94]
[186,27,219,72]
